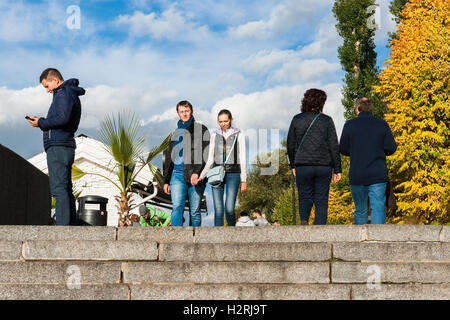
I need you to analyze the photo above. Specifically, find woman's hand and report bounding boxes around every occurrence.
[333,173,342,184]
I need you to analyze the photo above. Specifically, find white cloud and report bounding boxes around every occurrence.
[0,84,178,131]
[298,13,342,58]
[373,0,397,44]
[0,86,51,124]
[229,0,329,39]
[272,58,341,83]
[0,1,61,42]
[241,49,297,75]
[117,5,211,41]
[209,82,345,136]
[241,49,341,85]
[0,0,96,43]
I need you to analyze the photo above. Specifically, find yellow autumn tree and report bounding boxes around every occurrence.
[374,0,450,224]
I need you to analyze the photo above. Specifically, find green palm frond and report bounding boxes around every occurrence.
[99,111,145,166]
[128,133,171,190]
[149,165,164,187]
[98,110,146,189]
[146,133,172,163]
[72,165,87,180]
[72,164,123,192]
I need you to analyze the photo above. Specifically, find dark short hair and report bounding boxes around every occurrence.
[355,97,373,113]
[252,209,262,216]
[240,211,249,217]
[301,88,327,112]
[40,68,64,83]
[176,100,193,112]
[218,109,233,120]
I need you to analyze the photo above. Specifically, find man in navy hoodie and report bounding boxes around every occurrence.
[339,97,397,225]
[28,68,85,226]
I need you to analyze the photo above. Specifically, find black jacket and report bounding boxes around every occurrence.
[163,118,210,184]
[287,111,341,173]
[339,112,397,186]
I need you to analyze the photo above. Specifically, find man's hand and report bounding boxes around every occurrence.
[190,174,200,186]
[28,116,40,128]
[292,168,296,177]
[163,184,171,195]
[240,182,247,193]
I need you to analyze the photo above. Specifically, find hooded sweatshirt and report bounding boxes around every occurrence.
[38,79,85,151]
[254,217,270,226]
[236,216,255,227]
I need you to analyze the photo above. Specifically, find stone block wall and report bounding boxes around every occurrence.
[0,225,448,300]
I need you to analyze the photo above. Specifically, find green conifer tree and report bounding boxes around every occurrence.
[332,0,386,119]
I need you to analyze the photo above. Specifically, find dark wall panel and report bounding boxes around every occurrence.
[0,144,51,225]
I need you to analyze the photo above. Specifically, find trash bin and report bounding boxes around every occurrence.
[77,195,108,226]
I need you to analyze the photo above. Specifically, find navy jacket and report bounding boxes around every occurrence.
[339,112,397,186]
[38,79,85,151]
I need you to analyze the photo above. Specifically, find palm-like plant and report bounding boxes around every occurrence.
[72,111,171,227]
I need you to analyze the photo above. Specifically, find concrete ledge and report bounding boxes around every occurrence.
[0,226,116,241]
[130,284,351,300]
[333,242,450,261]
[365,225,442,242]
[0,262,121,284]
[332,262,450,284]
[0,242,22,260]
[159,242,331,262]
[22,241,158,261]
[122,262,330,284]
[117,227,194,243]
[194,226,365,243]
[441,226,450,242]
[0,284,130,300]
[351,284,450,300]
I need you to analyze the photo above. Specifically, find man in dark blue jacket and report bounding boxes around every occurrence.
[28,68,85,225]
[339,97,397,225]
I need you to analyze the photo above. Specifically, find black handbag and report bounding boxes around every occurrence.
[385,178,397,210]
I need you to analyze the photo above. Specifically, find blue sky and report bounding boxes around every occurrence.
[0,0,397,161]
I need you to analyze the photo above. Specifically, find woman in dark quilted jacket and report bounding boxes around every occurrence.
[287,88,342,225]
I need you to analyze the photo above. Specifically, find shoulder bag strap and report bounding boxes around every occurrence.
[223,132,238,166]
[298,113,321,151]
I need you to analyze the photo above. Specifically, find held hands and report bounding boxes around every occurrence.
[190,174,200,186]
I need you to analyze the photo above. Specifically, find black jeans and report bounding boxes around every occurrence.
[295,166,332,225]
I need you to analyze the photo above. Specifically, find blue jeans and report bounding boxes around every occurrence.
[170,169,206,227]
[211,172,241,226]
[46,146,76,226]
[351,183,387,225]
[295,166,332,225]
